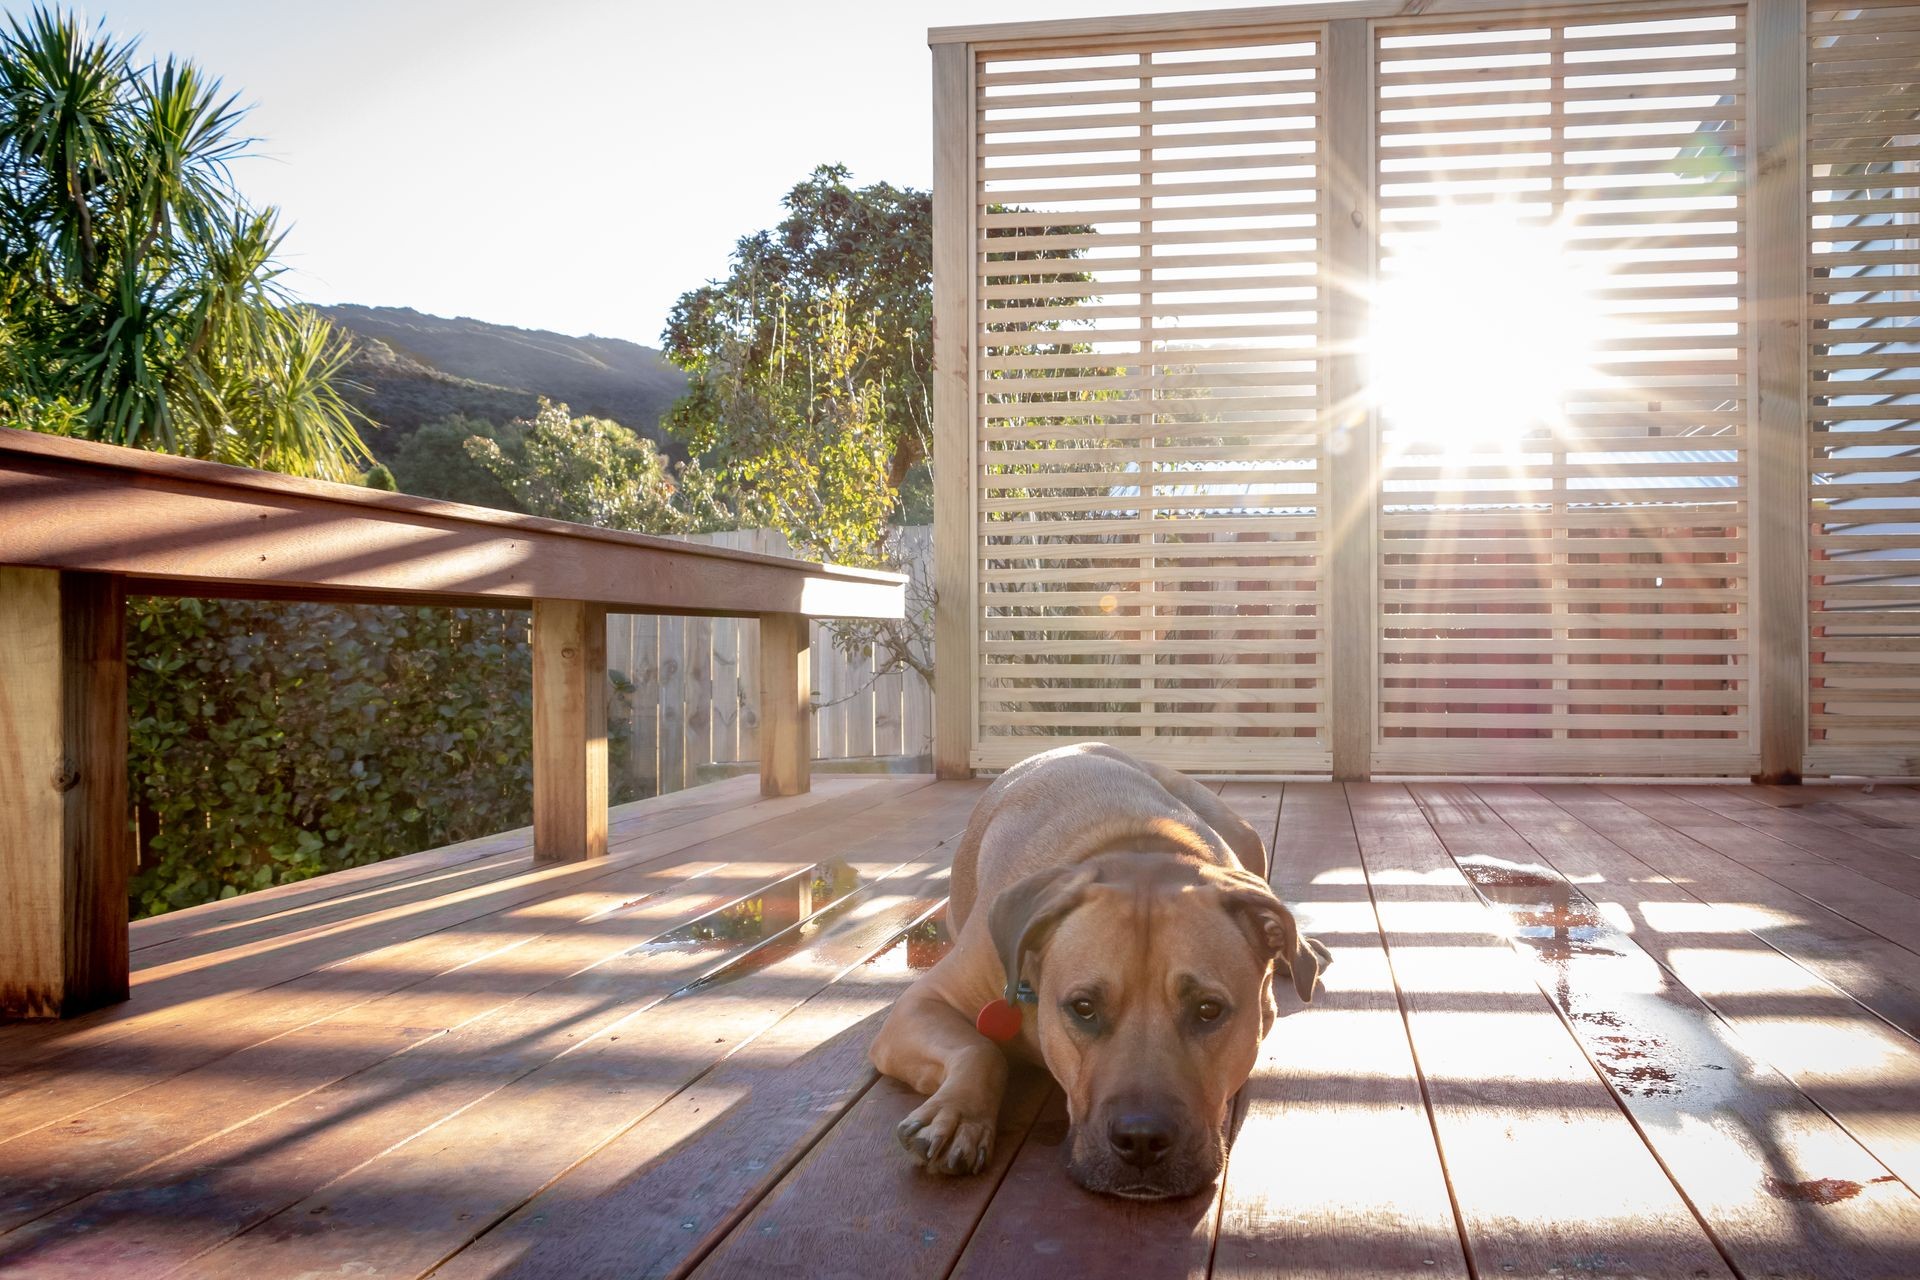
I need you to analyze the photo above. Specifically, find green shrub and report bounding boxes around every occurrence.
[126,599,637,918]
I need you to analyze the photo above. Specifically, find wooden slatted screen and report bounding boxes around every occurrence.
[1806,2,1920,777]
[970,31,1331,771]
[1369,7,1755,775]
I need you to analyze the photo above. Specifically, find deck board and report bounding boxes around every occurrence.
[1539,785,1920,1039]
[431,782,990,1280]
[0,777,916,1152]
[1354,783,1733,1280]
[2,777,1917,1279]
[1433,783,1920,1279]
[1213,782,1469,1280]
[1665,787,1920,901]
[0,776,885,1085]
[1604,786,1920,957]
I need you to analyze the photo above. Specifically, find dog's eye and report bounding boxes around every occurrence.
[1195,999,1225,1023]
[1068,997,1097,1022]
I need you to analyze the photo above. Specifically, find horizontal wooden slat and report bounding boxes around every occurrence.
[1805,3,1920,773]
[1373,6,1751,761]
[971,33,1330,771]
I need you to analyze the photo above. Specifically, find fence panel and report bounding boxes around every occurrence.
[1368,5,1755,776]
[1804,1,1920,778]
[604,528,934,796]
[969,27,1334,774]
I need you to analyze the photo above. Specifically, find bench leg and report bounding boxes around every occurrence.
[0,569,129,1018]
[532,598,608,862]
[758,613,811,798]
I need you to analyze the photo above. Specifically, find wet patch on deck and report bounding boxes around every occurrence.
[1455,855,1696,1100]
[864,908,954,973]
[642,861,865,956]
[642,861,878,993]
[1763,1174,1900,1205]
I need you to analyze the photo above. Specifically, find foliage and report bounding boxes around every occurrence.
[360,461,396,491]
[387,413,529,510]
[125,598,640,918]
[0,7,368,479]
[465,398,728,534]
[661,166,930,683]
[663,165,932,543]
[662,167,1098,687]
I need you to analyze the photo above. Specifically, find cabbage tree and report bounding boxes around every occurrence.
[0,7,368,479]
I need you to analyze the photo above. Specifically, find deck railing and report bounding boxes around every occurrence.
[0,427,905,1018]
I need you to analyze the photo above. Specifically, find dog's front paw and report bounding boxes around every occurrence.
[895,1093,995,1176]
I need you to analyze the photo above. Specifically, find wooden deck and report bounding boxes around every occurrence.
[2,774,1919,1278]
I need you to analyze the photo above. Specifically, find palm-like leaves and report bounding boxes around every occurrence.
[0,7,130,287]
[0,6,368,479]
[131,56,249,252]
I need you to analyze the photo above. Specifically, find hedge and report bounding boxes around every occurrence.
[127,599,636,918]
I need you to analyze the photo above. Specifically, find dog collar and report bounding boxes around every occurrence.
[975,981,1036,1044]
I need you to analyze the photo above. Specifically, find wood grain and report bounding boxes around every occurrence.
[758,613,812,798]
[1215,781,1470,1279]
[0,569,129,1020]
[1429,783,1920,1278]
[1602,785,1920,958]
[432,783,989,1280]
[697,1069,1051,1280]
[1347,782,1731,1279]
[0,779,913,1140]
[533,598,609,861]
[1326,17,1376,782]
[1751,0,1809,783]
[0,430,903,620]
[5,779,1920,1274]
[930,37,972,780]
[1538,784,1920,1037]
[0,780,947,1275]
[1665,786,1920,900]
[180,858,961,1278]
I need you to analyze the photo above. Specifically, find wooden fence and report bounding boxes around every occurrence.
[607,527,934,796]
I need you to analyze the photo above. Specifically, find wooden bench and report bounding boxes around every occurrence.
[0,427,905,1019]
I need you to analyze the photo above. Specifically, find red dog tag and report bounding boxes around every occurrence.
[975,998,1023,1043]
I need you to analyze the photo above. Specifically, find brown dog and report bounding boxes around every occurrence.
[869,742,1331,1199]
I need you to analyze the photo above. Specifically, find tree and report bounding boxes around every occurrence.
[661,166,932,684]
[388,414,529,511]
[0,7,368,479]
[465,398,728,535]
[661,167,1098,689]
[663,165,932,546]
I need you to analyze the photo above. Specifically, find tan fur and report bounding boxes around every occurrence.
[868,743,1328,1198]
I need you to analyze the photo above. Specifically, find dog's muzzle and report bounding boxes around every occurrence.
[1064,1099,1224,1200]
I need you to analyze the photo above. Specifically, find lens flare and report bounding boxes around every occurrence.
[1369,206,1606,450]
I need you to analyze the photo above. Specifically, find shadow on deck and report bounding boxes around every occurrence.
[2,774,1919,1278]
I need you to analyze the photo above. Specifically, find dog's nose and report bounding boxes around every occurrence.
[1107,1111,1174,1168]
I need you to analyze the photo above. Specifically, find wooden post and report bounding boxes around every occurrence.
[532,599,608,861]
[0,568,129,1018]
[1750,0,1808,783]
[931,38,973,780]
[759,612,811,797]
[1326,18,1376,781]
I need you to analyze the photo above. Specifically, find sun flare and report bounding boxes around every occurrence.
[1369,207,1607,451]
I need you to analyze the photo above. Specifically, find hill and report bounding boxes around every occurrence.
[320,305,687,455]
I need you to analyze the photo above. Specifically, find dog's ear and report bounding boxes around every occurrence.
[1206,868,1332,1004]
[986,863,1097,1003]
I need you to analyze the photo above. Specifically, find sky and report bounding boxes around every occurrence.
[20,0,1284,347]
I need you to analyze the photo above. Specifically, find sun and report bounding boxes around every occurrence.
[1368,206,1606,451]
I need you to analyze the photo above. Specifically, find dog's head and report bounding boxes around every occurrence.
[988,851,1330,1200]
